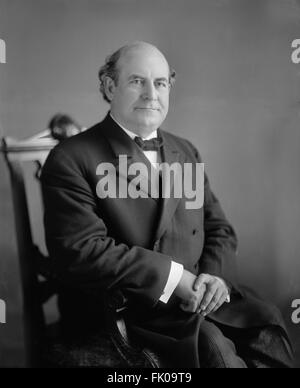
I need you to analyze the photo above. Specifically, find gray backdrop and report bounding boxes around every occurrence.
[0,0,300,367]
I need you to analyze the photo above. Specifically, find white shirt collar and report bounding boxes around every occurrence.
[110,112,158,141]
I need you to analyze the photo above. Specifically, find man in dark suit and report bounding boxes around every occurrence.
[41,41,294,368]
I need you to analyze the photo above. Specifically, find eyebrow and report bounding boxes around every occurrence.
[128,74,169,82]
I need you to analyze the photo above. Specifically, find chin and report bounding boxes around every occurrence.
[138,118,161,129]
[136,112,165,125]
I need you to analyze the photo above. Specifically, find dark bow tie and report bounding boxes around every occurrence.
[134,136,163,151]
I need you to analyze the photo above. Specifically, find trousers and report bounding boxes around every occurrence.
[198,318,294,368]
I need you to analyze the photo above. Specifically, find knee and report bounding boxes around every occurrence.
[197,321,247,368]
[198,321,228,350]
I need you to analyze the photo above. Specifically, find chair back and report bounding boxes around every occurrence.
[0,134,57,367]
[1,133,161,368]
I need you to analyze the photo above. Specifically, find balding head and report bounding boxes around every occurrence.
[99,42,176,103]
[98,41,175,137]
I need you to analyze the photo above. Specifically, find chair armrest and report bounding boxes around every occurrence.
[33,244,161,368]
[105,291,161,368]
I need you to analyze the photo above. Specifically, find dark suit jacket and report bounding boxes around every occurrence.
[41,113,287,367]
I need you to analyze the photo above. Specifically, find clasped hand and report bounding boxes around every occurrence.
[175,271,229,316]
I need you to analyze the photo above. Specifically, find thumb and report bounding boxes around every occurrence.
[180,301,190,312]
[193,273,207,291]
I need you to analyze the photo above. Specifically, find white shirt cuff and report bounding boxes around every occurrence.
[159,261,184,304]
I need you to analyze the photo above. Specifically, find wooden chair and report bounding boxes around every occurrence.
[0,133,159,368]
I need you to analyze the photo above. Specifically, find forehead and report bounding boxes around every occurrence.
[117,47,170,78]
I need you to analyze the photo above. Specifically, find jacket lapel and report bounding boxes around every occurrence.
[154,130,186,242]
[102,114,186,242]
[102,114,160,202]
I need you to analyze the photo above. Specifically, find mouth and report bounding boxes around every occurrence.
[135,107,160,111]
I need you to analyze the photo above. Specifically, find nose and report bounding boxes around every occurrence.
[142,80,157,100]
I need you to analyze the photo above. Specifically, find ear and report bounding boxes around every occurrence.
[104,76,116,102]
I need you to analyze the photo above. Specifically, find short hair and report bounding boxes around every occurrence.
[98,44,176,103]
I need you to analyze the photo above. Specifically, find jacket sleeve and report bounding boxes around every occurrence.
[41,147,172,308]
[187,141,239,290]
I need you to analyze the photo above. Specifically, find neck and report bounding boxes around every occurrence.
[110,112,157,139]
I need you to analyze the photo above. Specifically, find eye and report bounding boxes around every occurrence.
[155,81,168,89]
[130,78,144,85]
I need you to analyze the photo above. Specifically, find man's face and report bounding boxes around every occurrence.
[109,46,170,137]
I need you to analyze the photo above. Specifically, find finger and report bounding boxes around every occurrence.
[195,284,206,305]
[180,300,198,313]
[215,278,229,295]
[211,292,228,314]
[180,303,189,312]
[196,302,203,314]
[193,274,208,291]
[204,288,224,316]
[196,306,205,315]
[199,281,218,312]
